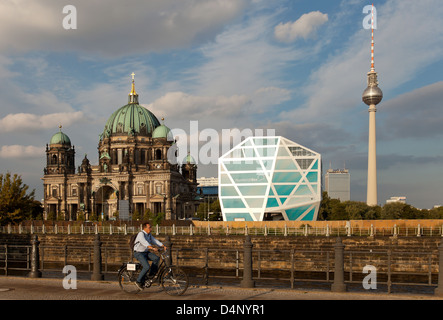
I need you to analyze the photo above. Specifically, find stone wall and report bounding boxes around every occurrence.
[1,233,441,275]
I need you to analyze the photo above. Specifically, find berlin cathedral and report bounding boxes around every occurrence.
[42,74,199,221]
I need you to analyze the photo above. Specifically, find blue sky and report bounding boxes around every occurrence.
[0,0,442,209]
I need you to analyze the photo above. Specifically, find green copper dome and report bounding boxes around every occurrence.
[50,131,71,146]
[102,103,160,138]
[183,153,196,164]
[152,123,173,140]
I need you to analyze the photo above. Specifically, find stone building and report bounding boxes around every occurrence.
[42,75,199,221]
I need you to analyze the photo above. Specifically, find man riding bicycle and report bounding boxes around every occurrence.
[133,221,165,290]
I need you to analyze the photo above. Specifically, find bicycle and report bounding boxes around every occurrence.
[118,248,189,296]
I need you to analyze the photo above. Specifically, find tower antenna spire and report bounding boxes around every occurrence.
[371,3,375,71]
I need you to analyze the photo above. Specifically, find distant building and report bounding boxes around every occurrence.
[198,177,218,186]
[386,196,406,204]
[197,177,218,203]
[325,169,350,201]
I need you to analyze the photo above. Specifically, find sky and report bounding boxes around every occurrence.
[0,0,442,209]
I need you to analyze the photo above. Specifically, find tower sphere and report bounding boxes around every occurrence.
[362,85,383,106]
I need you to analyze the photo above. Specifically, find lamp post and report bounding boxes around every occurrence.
[99,177,111,220]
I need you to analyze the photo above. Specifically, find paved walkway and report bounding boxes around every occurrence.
[0,276,441,301]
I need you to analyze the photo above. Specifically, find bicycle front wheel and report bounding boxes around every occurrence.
[161,266,189,296]
[118,267,141,294]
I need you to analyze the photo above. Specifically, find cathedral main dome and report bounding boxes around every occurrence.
[103,103,160,138]
[101,73,160,138]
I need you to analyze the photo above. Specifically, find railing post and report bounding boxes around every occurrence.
[240,235,255,288]
[4,244,8,276]
[28,235,42,278]
[164,235,172,266]
[91,234,104,281]
[331,237,347,292]
[434,238,443,296]
[204,248,209,285]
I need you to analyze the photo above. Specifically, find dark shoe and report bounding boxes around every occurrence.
[135,281,144,290]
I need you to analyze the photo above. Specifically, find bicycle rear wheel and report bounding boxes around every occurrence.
[161,266,189,296]
[118,267,141,294]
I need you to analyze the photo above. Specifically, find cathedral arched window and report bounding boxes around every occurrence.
[155,149,162,160]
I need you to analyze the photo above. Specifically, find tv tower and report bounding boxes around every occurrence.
[362,4,383,206]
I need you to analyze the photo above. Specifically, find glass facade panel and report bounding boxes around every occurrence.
[306,172,318,183]
[274,184,295,196]
[222,198,246,209]
[272,171,301,183]
[245,198,264,208]
[230,172,268,184]
[220,186,239,197]
[224,160,263,171]
[274,159,297,170]
[237,185,268,196]
[266,197,279,208]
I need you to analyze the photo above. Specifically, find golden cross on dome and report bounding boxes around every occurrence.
[131,72,135,81]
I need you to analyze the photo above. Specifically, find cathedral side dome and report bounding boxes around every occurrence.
[50,127,71,146]
[152,119,173,141]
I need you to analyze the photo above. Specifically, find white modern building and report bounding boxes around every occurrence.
[386,196,406,204]
[218,136,321,221]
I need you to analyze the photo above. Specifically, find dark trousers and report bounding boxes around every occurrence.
[134,251,160,284]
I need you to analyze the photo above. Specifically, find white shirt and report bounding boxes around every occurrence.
[133,230,163,252]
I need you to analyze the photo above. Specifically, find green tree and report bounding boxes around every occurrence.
[196,202,209,220]
[380,202,408,219]
[132,209,141,221]
[330,201,347,220]
[343,201,372,220]
[0,173,38,225]
[364,205,381,220]
[209,199,221,221]
[318,191,332,220]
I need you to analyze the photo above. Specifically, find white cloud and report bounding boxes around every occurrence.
[0,111,84,132]
[0,0,248,57]
[0,145,44,159]
[274,11,328,43]
[192,12,299,96]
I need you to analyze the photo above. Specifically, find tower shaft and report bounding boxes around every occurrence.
[367,105,377,206]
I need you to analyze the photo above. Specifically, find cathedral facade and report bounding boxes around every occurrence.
[42,76,198,221]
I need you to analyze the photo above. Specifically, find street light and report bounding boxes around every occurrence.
[99,177,112,220]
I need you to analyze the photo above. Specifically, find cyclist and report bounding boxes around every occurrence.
[133,221,165,290]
